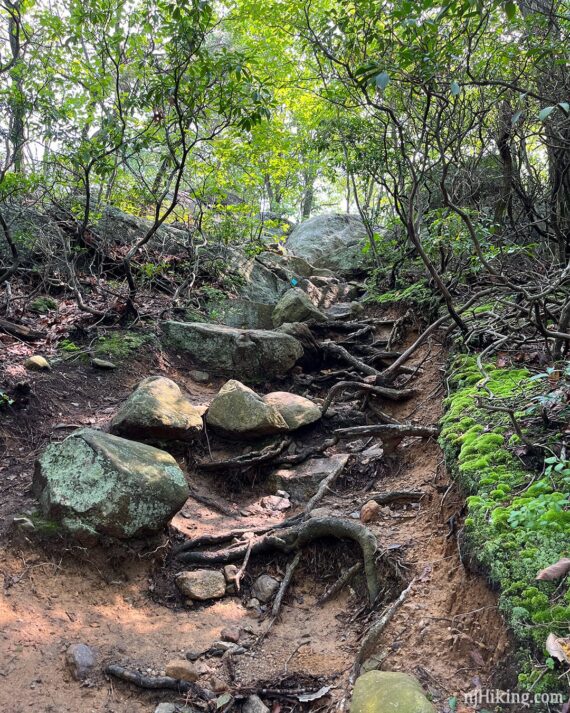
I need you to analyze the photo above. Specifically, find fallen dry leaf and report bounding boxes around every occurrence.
[545,633,570,664]
[536,558,570,581]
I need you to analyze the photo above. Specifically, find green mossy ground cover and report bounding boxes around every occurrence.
[93,331,153,361]
[440,355,570,691]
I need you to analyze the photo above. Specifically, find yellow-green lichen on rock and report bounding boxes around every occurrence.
[33,428,189,539]
[350,671,435,713]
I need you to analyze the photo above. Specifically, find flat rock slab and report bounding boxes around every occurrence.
[268,454,350,502]
[33,428,189,539]
[110,376,203,442]
[161,322,303,382]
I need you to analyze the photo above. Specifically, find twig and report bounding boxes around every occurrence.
[234,537,254,592]
[272,551,302,618]
[318,562,363,605]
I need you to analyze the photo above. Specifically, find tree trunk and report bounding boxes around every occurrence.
[517,0,570,262]
[8,1,25,172]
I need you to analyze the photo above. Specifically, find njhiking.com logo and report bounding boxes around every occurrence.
[464,689,566,708]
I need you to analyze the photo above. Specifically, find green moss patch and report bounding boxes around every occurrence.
[440,355,570,692]
[29,296,58,314]
[93,331,153,361]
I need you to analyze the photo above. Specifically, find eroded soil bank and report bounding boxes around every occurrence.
[0,309,511,713]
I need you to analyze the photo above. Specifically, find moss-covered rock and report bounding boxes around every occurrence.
[161,322,303,381]
[110,376,203,442]
[350,671,435,713]
[440,355,570,692]
[33,428,189,539]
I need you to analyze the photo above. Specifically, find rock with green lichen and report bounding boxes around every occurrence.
[161,322,303,381]
[33,428,189,539]
[350,671,435,713]
[110,376,203,441]
[25,355,51,371]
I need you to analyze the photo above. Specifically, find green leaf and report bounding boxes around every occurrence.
[450,80,461,96]
[216,693,232,708]
[558,102,570,114]
[511,109,523,125]
[538,106,555,121]
[505,1,517,20]
[375,71,390,90]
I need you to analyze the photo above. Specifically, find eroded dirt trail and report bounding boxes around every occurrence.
[0,307,510,713]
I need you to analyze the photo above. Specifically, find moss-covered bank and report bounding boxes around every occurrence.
[440,355,569,692]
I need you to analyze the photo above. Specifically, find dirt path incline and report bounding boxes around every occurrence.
[0,304,511,713]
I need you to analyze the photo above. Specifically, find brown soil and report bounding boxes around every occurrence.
[0,310,511,713]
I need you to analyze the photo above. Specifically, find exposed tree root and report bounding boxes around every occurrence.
[321,380,416,416]
[334,423,439,440]
[367,490,424,505]
[321,341,381,377]
[305,455,348,513]
[317,561,363,605]
[272,551,302,618]
[274,437,338,466]
[176,516,380,605]
[352,578,416,675]
[187,488,236,517]
[105,663,210,697]
[172,515,304,556]
[197,439,291,471]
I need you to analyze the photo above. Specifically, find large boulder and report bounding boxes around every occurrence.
[96,206,188,252]
[110,376,203,441]
[285,213,368,274]
[206,380,288,439]
[263,392,321,430]
[350,671,435,713]
[256,252,316,280]
[203,245,290,304]
[161,322,303,381]
[212,299,275,330]
[33,429,189,539]
[272,288,327,327]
